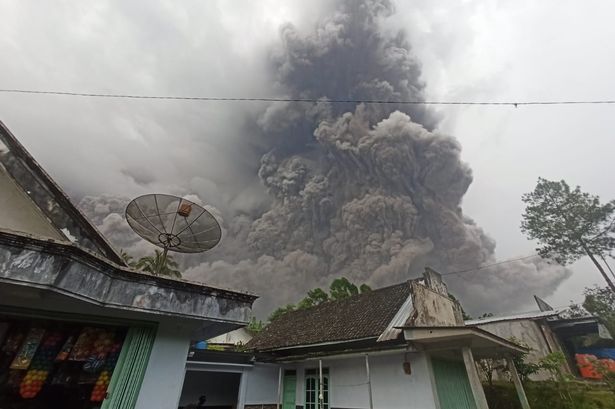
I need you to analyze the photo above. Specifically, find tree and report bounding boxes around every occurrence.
[246,317,264,334]
[507,337,541,383]
[582,286,615,335]
[521,178,615,291]
[329,277,366,300]
[120,249,137,268]
[135,250,181,278]
[268,304,296,322]
[268,277,372,322]
[297,288,330,309]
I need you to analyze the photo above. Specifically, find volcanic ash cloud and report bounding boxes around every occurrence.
[83,0,571,315]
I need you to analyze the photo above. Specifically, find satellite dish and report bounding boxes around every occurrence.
[125,194,222,274]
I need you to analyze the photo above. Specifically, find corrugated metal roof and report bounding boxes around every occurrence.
[465,309,564,325]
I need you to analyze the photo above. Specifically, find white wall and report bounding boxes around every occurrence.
[373,353,437,409]
[243,363,280,406]
[0,167,64,240]
[208,328,253,345]
[135,320,193,409]
[268,352,437,409]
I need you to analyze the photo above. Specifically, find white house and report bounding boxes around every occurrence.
[180,269,530,409]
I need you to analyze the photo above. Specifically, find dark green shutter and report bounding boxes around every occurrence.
[102,326,157,409]
[431,357,477,409]
[282,374,297,409]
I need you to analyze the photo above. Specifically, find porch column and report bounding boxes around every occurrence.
[461,347,489,409]
[506,356,531,409]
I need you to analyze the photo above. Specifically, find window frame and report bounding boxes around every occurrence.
[304,368,330,409]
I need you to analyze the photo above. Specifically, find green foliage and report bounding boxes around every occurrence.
[268,304,296,322]
[583,286,615,335]
[135,249,181,278]
[521,178,615,266]
[477,358,505,387]
[330,277,362,300]
[567,302,589,318]
[359,283,372,294]
[246,317,264,334]
[120,249,137,268]
[508,337,541,382]
[268,277,372,322]
[297,288,330,309]
[484,382,615,409]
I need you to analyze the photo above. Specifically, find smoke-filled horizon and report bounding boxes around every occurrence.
[79,0,571,317]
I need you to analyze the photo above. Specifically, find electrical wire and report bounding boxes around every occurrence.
[1,88,615,107]
[441,254,540,276]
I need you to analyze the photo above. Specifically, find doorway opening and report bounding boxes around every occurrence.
[178,370,241,409]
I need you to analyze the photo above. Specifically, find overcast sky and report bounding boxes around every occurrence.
[1,0,614,313]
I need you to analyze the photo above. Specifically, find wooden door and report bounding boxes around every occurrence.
[282,373,296,409]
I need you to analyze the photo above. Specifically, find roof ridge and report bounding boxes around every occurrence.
[0,120,126,265]
[278,280,411,316]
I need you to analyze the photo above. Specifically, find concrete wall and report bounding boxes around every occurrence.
[0,166,64,240]
[411,282,460,327]
[135,320,194,409]
[243,364,280,406]
[476,319,560,381]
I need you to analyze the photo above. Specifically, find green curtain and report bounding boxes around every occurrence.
[102,326,157,409]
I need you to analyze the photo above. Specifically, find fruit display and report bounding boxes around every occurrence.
[0,319,127,407]
[92,330,115,359]
[10,327,45,370]
[89,340,122,402]
[55,334,76,361]
[69,327,98,361]
[18,331,64,399]
[90,370,111,402]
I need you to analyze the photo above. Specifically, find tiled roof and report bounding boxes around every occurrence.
[247,281,412,351]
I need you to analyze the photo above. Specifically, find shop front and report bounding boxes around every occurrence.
[0,310,156,409]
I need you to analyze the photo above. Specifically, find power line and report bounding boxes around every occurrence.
[441,254,540,276]
[1,88,615,107]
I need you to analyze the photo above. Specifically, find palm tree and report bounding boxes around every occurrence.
[135,250,181,278]
[120,249,137,268]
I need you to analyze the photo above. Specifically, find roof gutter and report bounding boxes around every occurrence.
[253,336,379,353]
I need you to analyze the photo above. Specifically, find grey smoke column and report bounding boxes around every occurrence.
[83,0,571,315]
[183,0,571,315]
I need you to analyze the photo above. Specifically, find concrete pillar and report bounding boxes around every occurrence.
[507,357,531,409]
[237,368,248,409]
[461,347,489,409]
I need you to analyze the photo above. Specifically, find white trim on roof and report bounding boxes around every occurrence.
[377,292,414,342]
[465,309,565,325]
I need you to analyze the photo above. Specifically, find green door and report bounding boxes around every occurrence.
[282,373,297,409]
[431,357,477,409]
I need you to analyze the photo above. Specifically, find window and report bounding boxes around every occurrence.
[304,368,329,409]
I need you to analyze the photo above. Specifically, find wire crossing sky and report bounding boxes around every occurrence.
[1,88,615,107]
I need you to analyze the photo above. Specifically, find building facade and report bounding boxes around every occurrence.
[0,121,258,409]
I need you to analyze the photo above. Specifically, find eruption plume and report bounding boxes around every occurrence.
[80,0,571,316]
